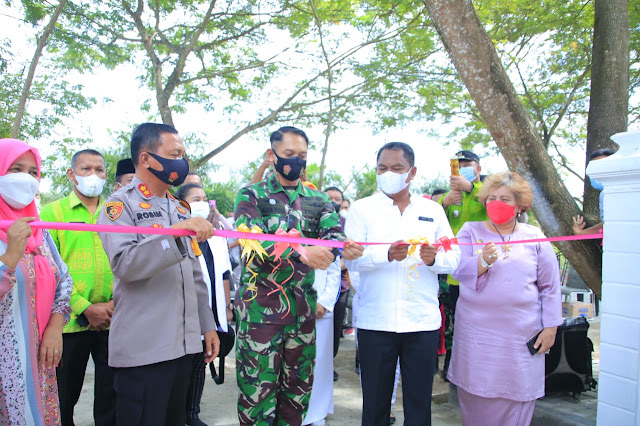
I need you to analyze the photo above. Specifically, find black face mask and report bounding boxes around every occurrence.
[273,152,306,181]
[332,201,342,212]
[146,152,190,186]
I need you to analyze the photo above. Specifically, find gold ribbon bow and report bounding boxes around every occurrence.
[405,237,429,281]
[237,224,269,302]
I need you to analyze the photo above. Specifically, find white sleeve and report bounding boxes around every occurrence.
[344,202,389,273]
[424,206,461,274]
[316,258,341,312]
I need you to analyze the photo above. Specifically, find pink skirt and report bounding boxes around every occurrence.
[458,387,535,426]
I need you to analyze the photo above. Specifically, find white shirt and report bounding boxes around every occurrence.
[313,258,341,316]
[345,191,460,333]
[199,236,232,333]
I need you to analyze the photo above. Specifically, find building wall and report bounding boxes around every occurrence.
[589,130,640,425]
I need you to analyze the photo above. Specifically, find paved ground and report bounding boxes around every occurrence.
[72,319,600,425]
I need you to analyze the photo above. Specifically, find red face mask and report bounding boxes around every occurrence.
[486,200,517,224]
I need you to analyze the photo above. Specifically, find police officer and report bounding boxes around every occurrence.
[97,123,220,426]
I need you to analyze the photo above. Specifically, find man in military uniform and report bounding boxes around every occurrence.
[437,150,488,379]
[234,126,363,425]
[97,123,220,426]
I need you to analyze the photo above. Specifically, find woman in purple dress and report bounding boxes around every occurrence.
[448,172,562,426]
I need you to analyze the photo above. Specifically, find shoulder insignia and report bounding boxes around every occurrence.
[137,183,152,198]
[139,202,152,209]
[167,191,176,199]
[152,224,163,228]
[178,199,191,213]
[168,172,179,184]
[177,206,187,214]
[105,202,124,221]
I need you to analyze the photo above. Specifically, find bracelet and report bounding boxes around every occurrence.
[226,303,234,310]
[480,257,493,269]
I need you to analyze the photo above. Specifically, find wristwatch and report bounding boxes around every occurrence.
[226,303,234,311]
[480,257,493,268]
[331,247,341,262]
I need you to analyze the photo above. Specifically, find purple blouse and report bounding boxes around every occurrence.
[447,221,563,401]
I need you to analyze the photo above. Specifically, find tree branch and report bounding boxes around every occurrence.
[11,0,69,138]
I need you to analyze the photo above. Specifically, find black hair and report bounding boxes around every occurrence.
[589,148,615,161]
[432,188,447,197]
[71,149,105,170]
[131,123,179,166]
[343,199,351,205]
[176,183,202,201]
[376,142,415,167]
[325,186,344,198]
[270,126,309,148]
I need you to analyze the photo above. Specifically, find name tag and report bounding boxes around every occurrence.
[418,216,433,222]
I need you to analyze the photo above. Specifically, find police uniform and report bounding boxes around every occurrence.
[97,176,215,426]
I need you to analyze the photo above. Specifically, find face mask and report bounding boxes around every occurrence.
[486,200,518,225]
[0,172,40,209]
[459,166,477,183]
[331,201,342,213]
[190,201,210,219]
[339,209,348,219]
[74,173,106,198]
[590,178,604,191]
[377,171,410,195]
[273,152,306,181]
[146,152,190,186]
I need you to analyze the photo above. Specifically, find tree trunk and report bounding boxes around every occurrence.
[11,0,69,138]
[584,0,629,222]
[423,0,604,298]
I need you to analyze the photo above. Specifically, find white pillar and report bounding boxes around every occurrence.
[588,130,640,425]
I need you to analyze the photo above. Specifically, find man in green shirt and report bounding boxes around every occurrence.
[234,126,363,425]
[437,150,488,379]
[40,149,116,426]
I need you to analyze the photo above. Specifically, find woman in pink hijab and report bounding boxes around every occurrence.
[0,139,72,425]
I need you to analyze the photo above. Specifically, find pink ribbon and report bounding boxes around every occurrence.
[272,228,309,261]
[0,220,603,248]
[435,236,458,252]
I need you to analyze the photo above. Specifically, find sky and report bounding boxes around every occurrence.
[0,4,604,200]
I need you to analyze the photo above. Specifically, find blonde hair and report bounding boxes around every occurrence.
[477,172,533,212]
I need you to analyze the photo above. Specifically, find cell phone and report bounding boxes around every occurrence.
[209,200,216,209]
[526,329,543,356]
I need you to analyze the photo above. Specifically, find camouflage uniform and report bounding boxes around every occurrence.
[234,174,344,426]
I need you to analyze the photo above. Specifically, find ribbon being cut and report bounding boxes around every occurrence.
[234,224,310,318]
[0,220,602,249]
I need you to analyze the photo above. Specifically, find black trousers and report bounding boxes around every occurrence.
[113,354,194,426]
[186,343,207,421]
[358,329,439,426]
[333,290,349,358]
[56,330,115,426]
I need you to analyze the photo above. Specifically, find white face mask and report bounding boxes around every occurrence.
[0,172,40,209]
[190,201,210,219]
[75,173,106,198]
[377,171,410,195]
[339,209,348,219]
